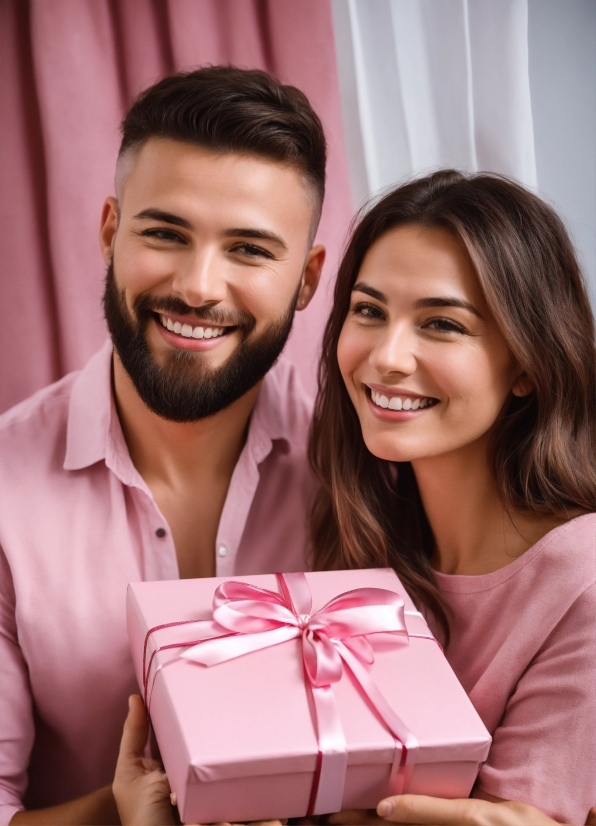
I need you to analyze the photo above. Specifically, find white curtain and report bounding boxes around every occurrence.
[332,0,537,206]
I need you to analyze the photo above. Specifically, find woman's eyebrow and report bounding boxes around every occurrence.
[416,296,483,318]
[352,282,387,303]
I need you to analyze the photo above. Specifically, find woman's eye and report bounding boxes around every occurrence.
[351,301,385,320]
[232,243,274,260]
[424,317,467,334]
[141,228,185,243]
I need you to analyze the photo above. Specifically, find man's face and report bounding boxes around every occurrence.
[99,139,324,421]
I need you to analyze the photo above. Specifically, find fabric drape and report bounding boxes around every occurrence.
[332,0,537,206]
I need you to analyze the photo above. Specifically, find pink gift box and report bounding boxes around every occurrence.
[127,569,491,824]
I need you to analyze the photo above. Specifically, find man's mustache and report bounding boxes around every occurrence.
[134,294,254,331]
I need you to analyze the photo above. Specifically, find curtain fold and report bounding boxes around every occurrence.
[0,0,353,410]
[332,0,537,206]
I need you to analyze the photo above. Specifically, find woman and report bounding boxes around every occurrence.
[309,170,596,824]
[113,171,596,825]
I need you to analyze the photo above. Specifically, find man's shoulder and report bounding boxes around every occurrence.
[0,343,112,455]
[0,370,79,441]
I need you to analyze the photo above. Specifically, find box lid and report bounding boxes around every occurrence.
[127,569,491,785]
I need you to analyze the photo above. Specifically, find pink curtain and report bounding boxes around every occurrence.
[0,0,353,411]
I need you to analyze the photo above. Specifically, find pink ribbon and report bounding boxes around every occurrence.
[143,573,429,816]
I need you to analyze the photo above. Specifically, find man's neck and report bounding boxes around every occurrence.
[112,352,262,579]
[112,352,260,488]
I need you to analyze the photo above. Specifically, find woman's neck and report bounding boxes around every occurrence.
[411,440,565,576]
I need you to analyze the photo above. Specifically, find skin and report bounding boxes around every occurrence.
[331,223,585,825]
[11,138,324,824]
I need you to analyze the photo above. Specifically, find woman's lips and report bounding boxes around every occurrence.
[365,385,439,420]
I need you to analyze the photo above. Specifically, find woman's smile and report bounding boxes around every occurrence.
[366,384,439,421]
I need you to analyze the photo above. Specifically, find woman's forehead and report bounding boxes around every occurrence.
[357,224,484,304]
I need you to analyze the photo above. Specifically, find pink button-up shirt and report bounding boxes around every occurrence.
[0,341,315,822]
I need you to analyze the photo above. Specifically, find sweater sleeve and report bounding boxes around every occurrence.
[0,545,32,825]
[473,582,596,824]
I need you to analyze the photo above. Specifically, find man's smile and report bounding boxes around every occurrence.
[158,312,230,340]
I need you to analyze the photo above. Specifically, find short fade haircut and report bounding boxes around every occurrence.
[118,65,327,225]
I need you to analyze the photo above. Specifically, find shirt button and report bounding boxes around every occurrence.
[155,528,166,538]
[217,545,228,558]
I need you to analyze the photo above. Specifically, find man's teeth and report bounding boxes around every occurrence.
[160,315,226,339]
[370,389,434,410]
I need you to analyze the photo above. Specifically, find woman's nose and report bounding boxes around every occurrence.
[369,324,417,377]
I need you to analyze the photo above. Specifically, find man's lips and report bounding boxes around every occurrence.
[156,312,232,341]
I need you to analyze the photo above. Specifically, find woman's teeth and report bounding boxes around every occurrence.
[370,389,434,410]
[160,314,226,340]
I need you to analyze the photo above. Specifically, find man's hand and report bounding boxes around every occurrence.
[324,794,576,825]
[113,694,287,826]
[112,694,175,826]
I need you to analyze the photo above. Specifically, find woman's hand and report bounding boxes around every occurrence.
[112,694,175,826]
[324,794,574,825]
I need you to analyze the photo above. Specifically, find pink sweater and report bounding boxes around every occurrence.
[431,514,596,824]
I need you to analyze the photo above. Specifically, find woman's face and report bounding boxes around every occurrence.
[337,224,526,464]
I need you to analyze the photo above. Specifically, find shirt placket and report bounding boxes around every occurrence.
[215,434,273,576]
[106,436,180,581]
[132,485,180,581]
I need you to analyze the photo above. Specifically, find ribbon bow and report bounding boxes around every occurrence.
[143,573,422,815]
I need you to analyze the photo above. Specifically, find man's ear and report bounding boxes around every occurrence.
[512,372,534,397]
[99,196,119,265]
[296,244,326,311]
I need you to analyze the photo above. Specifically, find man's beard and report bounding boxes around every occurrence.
[102,261,298,422]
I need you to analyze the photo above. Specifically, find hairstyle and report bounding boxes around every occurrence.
[118,65,326,223]
[309,169,596,642]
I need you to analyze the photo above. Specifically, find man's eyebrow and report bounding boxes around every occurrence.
[131,212,288,252]
[132,208,193,230]
[223,228,288,251]
[416,296,483,317]
[352,283,387,303]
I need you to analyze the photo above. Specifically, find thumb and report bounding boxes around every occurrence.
[118,694,150,761]
[377,794,476,824]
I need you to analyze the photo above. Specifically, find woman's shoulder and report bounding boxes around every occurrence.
[435,513,595,662]
[534,512,596,585]
[496,512,595,617]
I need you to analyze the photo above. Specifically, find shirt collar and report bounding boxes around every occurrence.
[64,341,292,476]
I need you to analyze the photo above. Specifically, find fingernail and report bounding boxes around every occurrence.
[377,799,394,818]
[128,695,133,711]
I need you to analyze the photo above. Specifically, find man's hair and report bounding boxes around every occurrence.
[119,65,327,221]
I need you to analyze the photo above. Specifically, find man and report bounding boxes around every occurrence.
[0,66,326,824]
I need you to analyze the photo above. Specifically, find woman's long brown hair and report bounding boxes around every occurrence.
[309,170,596,642]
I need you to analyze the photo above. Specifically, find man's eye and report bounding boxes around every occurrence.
[424,317,467,334]
[232,243,274,259]
[352,301,385,320]
[141,228,185,243]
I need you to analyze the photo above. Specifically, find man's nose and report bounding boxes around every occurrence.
[369,323,418,377]
[170,247,227,307]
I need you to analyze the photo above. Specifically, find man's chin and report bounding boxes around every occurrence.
[103,259,296,421]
